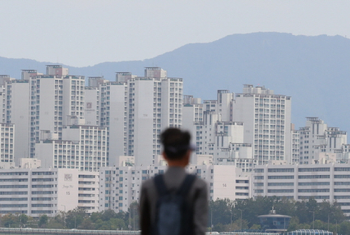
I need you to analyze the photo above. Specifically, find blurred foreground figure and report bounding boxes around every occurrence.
[140,128,208,235]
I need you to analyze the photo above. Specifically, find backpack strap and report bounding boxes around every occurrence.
[176,174,196,197]
[154,174,168,197]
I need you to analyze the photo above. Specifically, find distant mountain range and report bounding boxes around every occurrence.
[1,32,350,130]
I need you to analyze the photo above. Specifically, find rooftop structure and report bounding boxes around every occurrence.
[258,208,291,233]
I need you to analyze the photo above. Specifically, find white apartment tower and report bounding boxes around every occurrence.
[99,81,128,166]
[182,95,203,144]
[84,86,100,126]
[29,65,85,157]
[183,91,256,171]
[83,67,182,167]
[298,117,347,164]
[36,125,107,171]
[126,67,183,166]
[0,123,15,167]
[232,85,292,165]
[291,125,300,164]
[1,79,30,165]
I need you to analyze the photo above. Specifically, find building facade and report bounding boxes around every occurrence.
[35,125,108,171]
[298,117,347,164]
[253,163,350,217]
[0,168,98,217]
[99,162,251,212]
[232,84,292,165]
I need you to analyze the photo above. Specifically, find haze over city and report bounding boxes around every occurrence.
[1,1,350,234]
[1,1,350,66]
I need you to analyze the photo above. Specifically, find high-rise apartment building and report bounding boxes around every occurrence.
[99,81,127,166]
[84,86,100,126]
[29,65,85,157]
[0,123,15,167]
[291,125,300,164]
[298,117,347,164]
[125,67,183,166]
[232,85,292,165]
[1,79,30,165]
[182,95,203,145]
[82,67,183,167]
[36,125,107,171]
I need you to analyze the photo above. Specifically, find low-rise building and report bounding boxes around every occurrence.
[99,160,252,212]
[0,168,98,217]
[253,163,350,217]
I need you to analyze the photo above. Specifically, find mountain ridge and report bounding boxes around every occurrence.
[1,32,349,130]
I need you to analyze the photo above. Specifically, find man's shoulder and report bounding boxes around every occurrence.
[193,176,207,189]
[141,177,155,190]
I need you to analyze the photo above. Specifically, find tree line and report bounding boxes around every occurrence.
[2,196,350,234]
[209,196,349,234]
[0,202,139,230]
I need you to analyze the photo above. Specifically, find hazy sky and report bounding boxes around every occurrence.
[1,0,349,67]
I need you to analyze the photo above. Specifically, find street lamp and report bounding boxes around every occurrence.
[238,209,243,231]
[210,206,213,231]
[230,208,233,231]
[328,214,330,231]
[61,205,66,228]
[309,211,315,229]
[335,219,338,235]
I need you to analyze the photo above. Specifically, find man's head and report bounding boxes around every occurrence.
[160,128,193,166]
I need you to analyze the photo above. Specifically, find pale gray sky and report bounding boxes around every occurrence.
[0,0,349,67]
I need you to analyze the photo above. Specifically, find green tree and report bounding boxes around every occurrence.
[313,220,325,230]
[288,217,300,231]
[127,201,139,230]
[79,218,95,230]
[90,212,102,223]
[209,198,233,227]
[1,214,17,228]
[109,218,126,230]
[295,200,309,224]
[65,208,87,229]
[18,214,28,227]
[101,209,116,221]
[250,224,261,230]
[46,220,65,229]
[38,215,48,228]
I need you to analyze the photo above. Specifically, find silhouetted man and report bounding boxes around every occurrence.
[140,128,208,235]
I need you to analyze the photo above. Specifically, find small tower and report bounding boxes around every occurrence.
[258,207,291,233]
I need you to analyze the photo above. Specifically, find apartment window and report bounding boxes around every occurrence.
[268,189,293,193]
[298,175,330,179]
[335,167,350,171]
[334,175,350,178]
[334,182,350,185]
[335,196,350,199]
[298,167,330,172]
[268,182,294,186]
[298,189,329,193]
[299,182,329,186]
[268,176,294,179]
[334,189,350,192]
[235,193,248,196]
[268,168,294,173]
